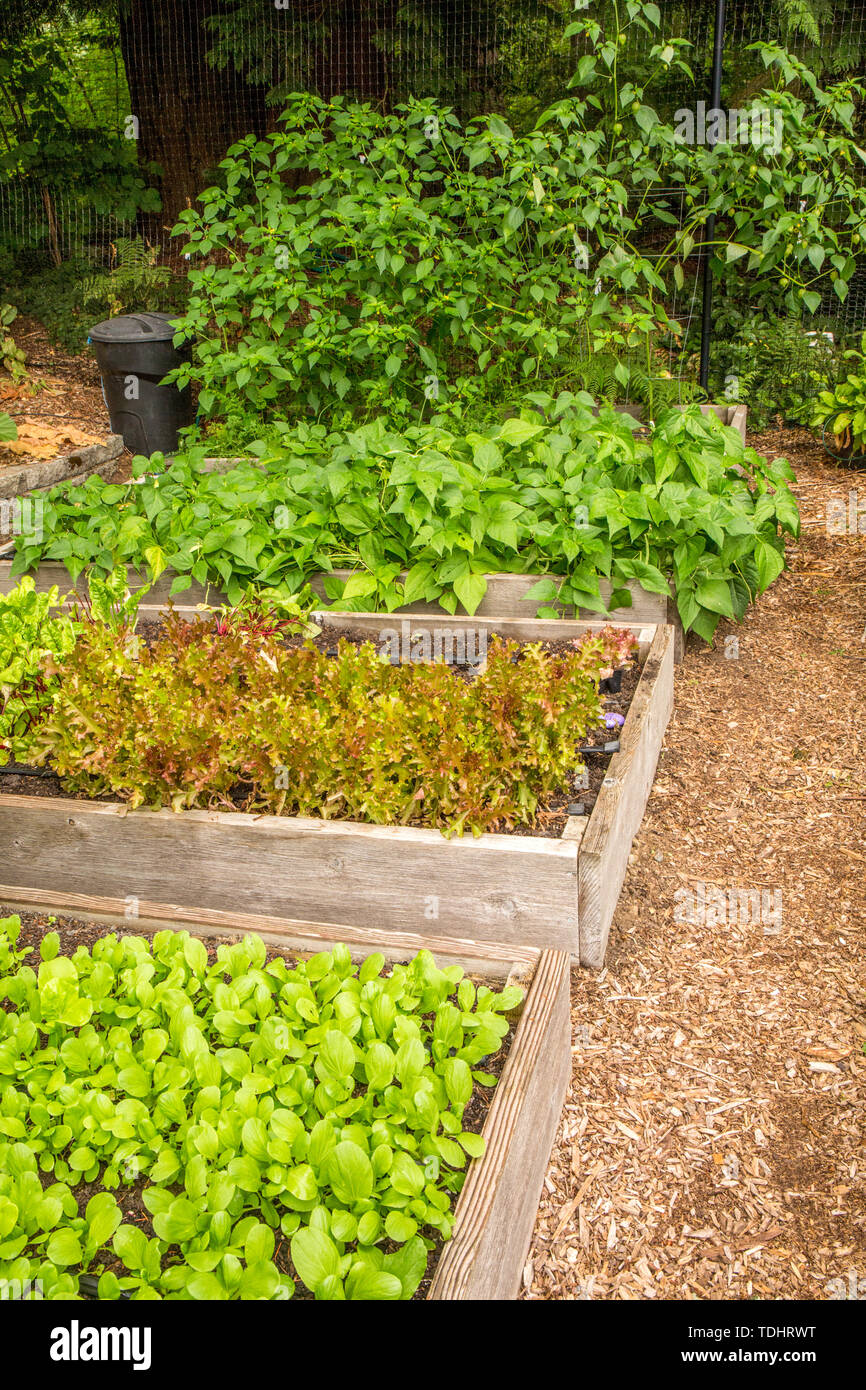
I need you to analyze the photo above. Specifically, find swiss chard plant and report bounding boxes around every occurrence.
[0,916,521,1300]
[810,332,866,460]
[21,617,622,836]
[0,577,77,763]
[11,399,799,642]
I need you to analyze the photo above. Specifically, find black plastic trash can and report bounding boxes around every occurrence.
[89,312,193,457]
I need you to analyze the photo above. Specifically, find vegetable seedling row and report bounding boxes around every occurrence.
[0,894,570,1301]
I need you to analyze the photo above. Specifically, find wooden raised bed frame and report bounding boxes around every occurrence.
[0,613,674,969]
[0,889,571,1302]
[0,558,686,662]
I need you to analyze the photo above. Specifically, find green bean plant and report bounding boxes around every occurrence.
[12,399,800,642]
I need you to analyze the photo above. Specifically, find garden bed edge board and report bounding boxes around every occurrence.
[0,560,685,660]
[0,885,541,982]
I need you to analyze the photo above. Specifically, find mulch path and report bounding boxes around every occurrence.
[524,425,866,1301]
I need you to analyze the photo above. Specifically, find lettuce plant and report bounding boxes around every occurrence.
[0,916,521,1300]
[22,618,617,835]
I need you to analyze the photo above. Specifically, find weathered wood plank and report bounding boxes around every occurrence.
[577,624,675,968]
[310,572,670,628]
[314,611,657,662]
[0,562,224,605]
[728,403,748,441]
[0,795,582,954]
[0,886,539,979]
[429,947,571,1300]
[0,559,673,639]
[0,555,686,661]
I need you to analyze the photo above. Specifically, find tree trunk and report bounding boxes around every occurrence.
[117,0,268,241]
[315,1,393,105]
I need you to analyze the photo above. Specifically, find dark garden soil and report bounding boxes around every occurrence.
[525,425,866,1301]
[0,906,513,1302]
[0,624,640,838]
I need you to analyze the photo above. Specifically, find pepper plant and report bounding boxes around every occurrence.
[165,3,866,429]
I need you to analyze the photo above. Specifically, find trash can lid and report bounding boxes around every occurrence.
[89,312,181,343]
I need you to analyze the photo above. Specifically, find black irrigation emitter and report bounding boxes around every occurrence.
[598,667,623,695]
[578,741,620,755]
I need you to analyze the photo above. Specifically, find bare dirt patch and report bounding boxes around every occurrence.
[2,318,132,478]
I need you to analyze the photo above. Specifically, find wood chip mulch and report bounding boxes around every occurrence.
[5,317,132,479]
[523,425,865,1301]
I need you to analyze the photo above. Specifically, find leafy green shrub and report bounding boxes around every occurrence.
[0,914,520,1300]
[811,332,866,459]
[23,615,620,836]
[707,315,842,430]
[0,304,27,383]
[0,577,77,764]
[169,90,653,425]
[14,398,800,642]
[167,7,866,430]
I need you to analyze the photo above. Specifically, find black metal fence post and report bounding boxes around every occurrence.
[699,0,727,393]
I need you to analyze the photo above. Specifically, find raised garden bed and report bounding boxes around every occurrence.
[0,434,124,504]
[0,611,674,967]
[0,895,570,1301]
